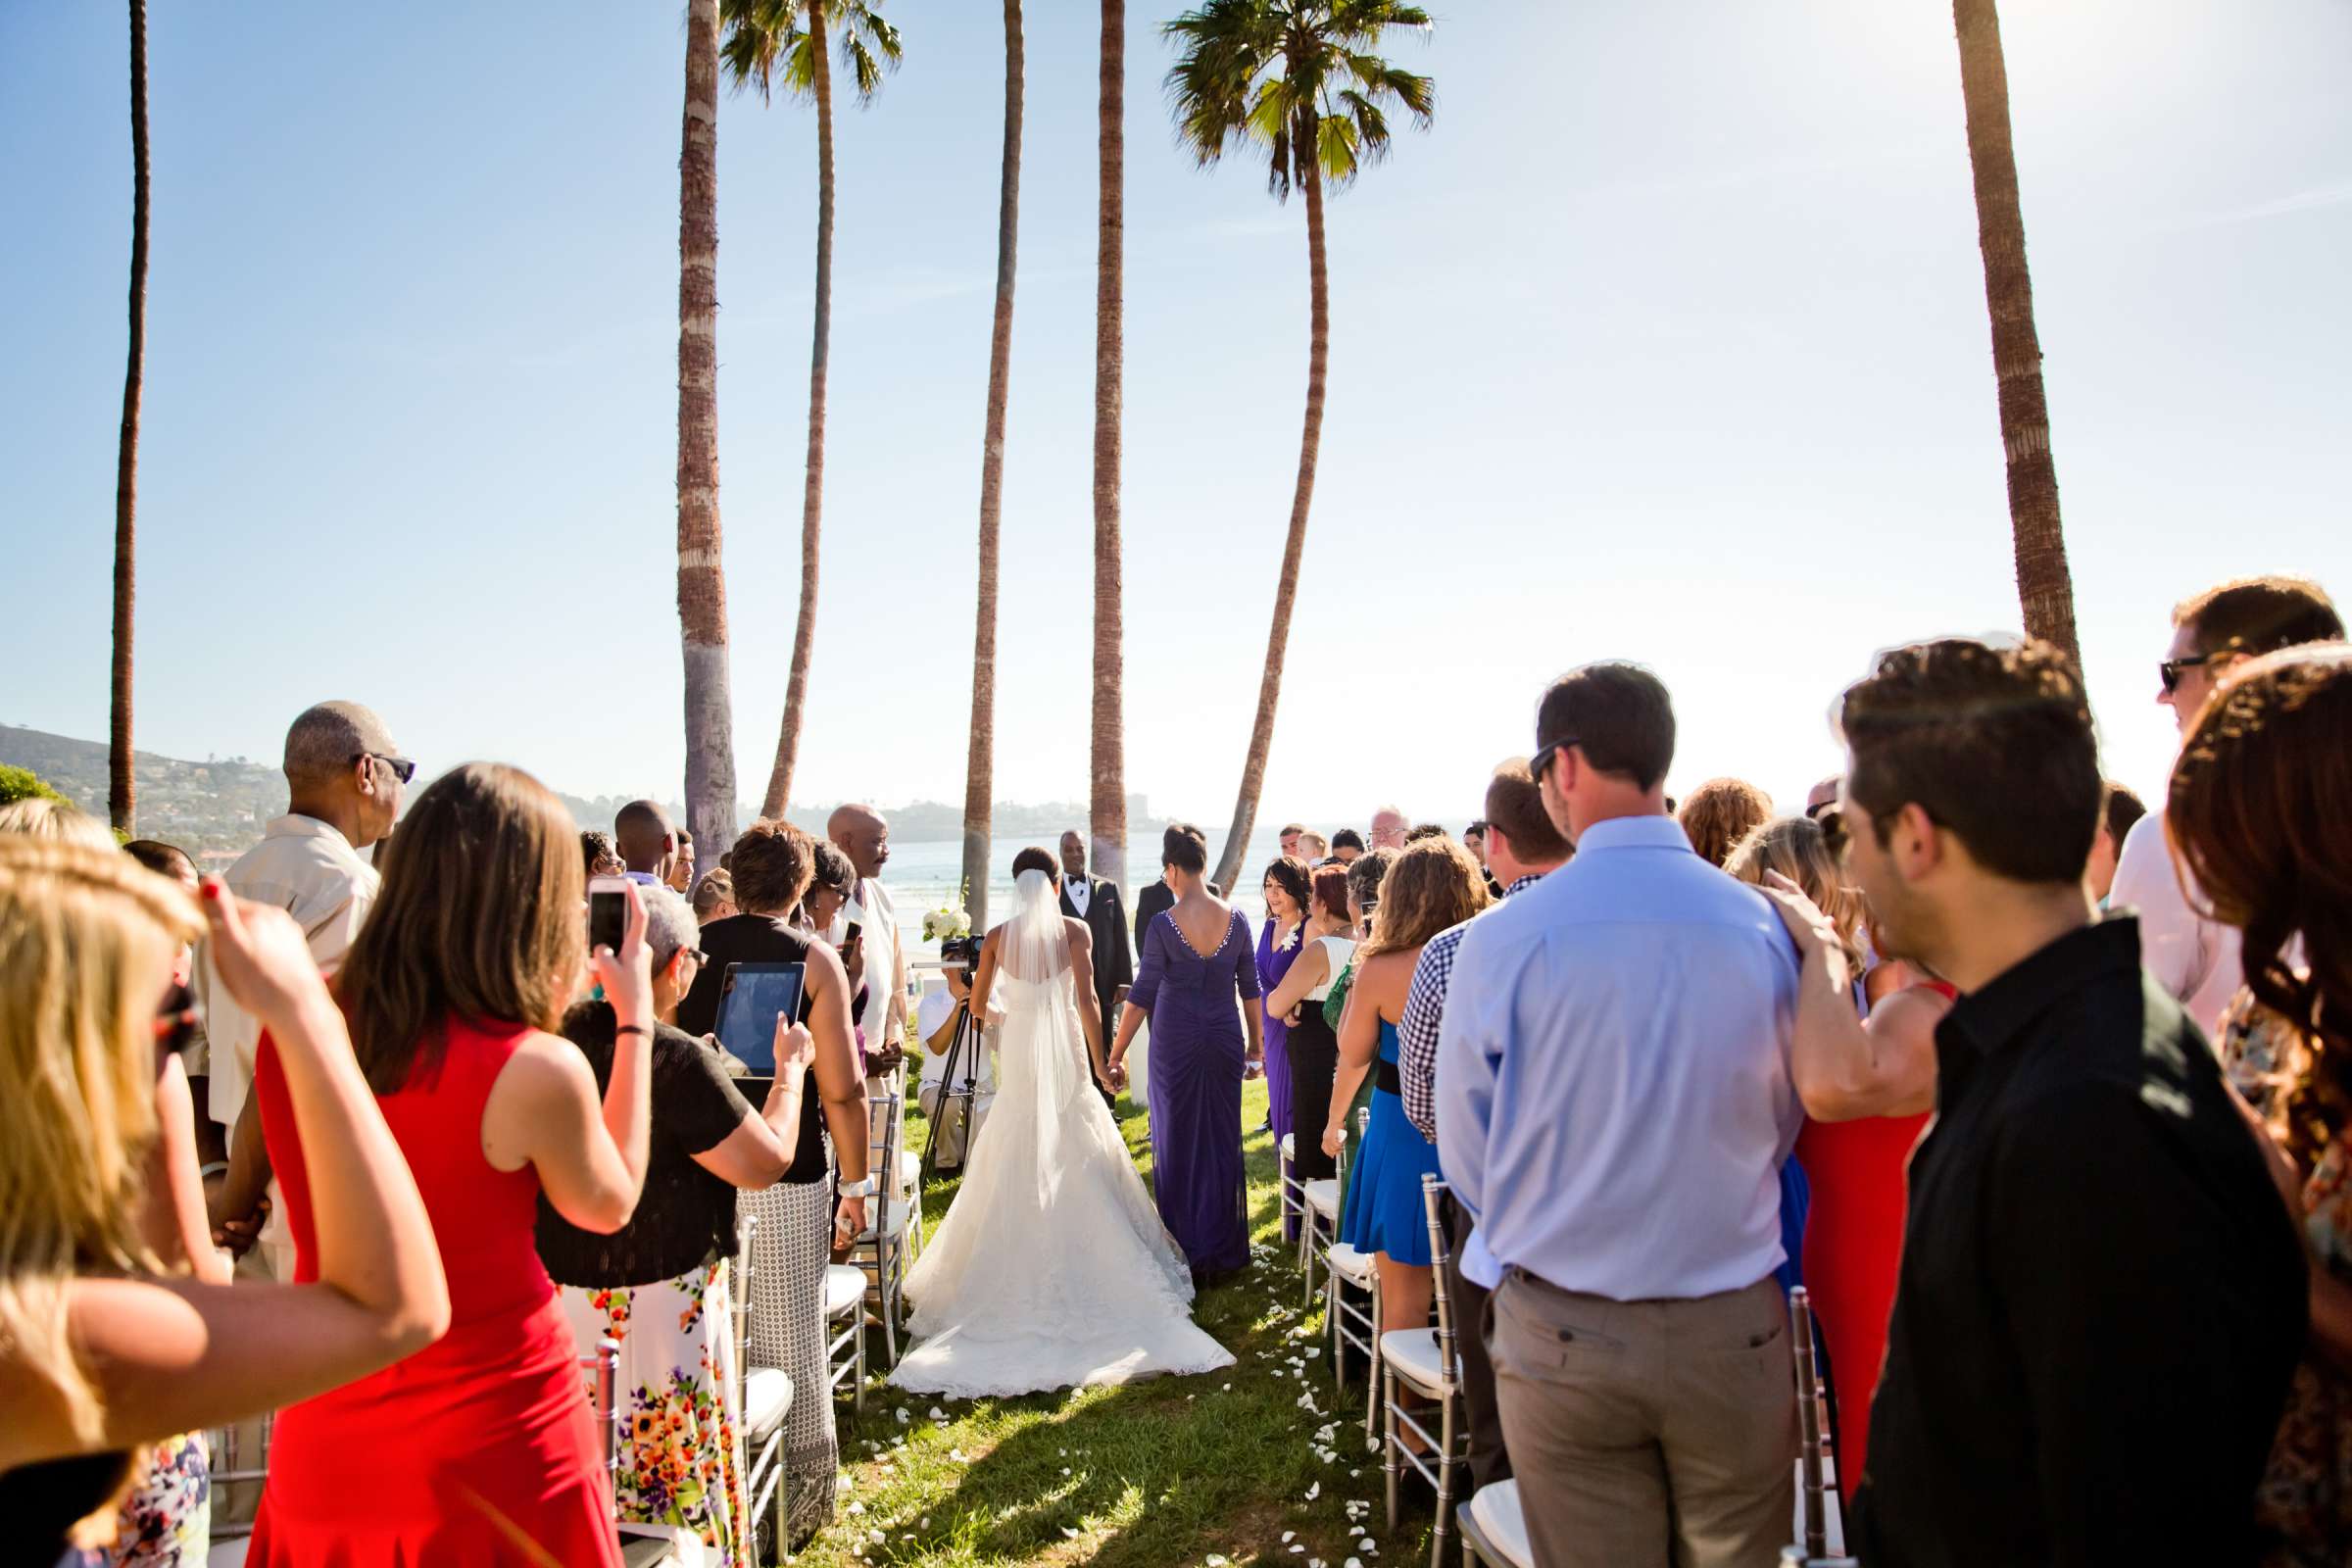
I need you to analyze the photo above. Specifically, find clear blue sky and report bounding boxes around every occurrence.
[5,0,2348,835]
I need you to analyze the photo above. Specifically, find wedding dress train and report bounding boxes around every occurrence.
[888,870,1235,1398]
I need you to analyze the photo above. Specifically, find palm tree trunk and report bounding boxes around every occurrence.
[1089,0,1128,895]
[677,0,739,856]
[760,0,837,818]
[959,0,1023,929]
[1952,0,2080,667]
[110,0,150,836]
[1212,122,1327,895]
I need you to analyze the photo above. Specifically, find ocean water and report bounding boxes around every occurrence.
[874,828,1293,969]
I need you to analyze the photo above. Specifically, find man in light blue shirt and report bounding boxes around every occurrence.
[1436,661,1801,1568]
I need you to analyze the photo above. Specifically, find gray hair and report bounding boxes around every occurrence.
[283,701,395,791]
[641,882,700,964]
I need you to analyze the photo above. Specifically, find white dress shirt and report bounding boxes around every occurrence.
[200,813,380,1128]
[831,877,902,1050]
[2108,806,2241,1040]
[915,984,998,1100]
[197,812,379,1282]
[1063,874,1092,919]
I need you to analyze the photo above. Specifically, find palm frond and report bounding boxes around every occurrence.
[1163,0,1433,200]
[718,0,807,103]
[840,2,902,103]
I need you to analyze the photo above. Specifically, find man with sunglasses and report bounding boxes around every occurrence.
[2108,574,2340,1037]
[201,700,410,1280]
[1438,662,1803,1568]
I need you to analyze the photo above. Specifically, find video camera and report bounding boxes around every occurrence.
[939,934,982,972]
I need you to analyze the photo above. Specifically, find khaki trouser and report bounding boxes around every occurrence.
[1488,1269,1795,1568]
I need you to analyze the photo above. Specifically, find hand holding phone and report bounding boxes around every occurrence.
[838,918,866,990]
[586,877,654,1029]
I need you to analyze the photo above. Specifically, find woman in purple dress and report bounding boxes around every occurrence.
[1109,823,1264,1284]
[1255,857,1311,1234]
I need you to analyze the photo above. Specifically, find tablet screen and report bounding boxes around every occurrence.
[715,961,806,1075]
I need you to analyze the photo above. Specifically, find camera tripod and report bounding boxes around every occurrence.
[919,999,985,1187]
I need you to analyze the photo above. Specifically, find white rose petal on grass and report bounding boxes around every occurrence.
[1283,1532,1296,1544]
[894,1409,910,1425]
[1347,1558,1364,1568]
[1062,1528,1081,1540]
[1304,1482,1321,1501]
[1293,1547,1307,1556]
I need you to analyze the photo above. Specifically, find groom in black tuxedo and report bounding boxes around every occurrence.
[1058,831,1134,1106]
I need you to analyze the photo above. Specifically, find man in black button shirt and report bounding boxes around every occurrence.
[1828,637,2305,1568]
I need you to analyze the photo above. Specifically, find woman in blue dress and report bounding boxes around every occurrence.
[1109,824,1264,1285]
[1321,839,1490,1339]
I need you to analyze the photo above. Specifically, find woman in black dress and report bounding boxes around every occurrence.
[1260,863,1357,1183]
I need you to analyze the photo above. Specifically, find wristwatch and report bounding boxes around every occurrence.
[837,1176,879,1199]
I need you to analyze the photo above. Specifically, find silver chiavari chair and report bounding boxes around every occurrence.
[1455,1477,1531,1568]
[1323,1107,1381,1434]
[825,1248,868,1419]
[733,1211,794,1561]
[201,1411,273,1547]
[1280,1130,1309,1257]
[1300,1108,1352,1310]
[1785,1286,1856,1567]
[849,1091,914,1366]
[1384,1173,1470,1568]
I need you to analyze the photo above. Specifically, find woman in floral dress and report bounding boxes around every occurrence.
[538,883,819,1563]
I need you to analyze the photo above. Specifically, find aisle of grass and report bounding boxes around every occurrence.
[797,1079,1430,1567]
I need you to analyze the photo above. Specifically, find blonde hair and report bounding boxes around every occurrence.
[1362,839,1491,961]
[0,796,120,851]
[1726,815,1866,970]
[0,835,200,1441]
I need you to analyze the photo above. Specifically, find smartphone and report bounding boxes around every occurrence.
[587,875,631,954]
[840,919,864,964]
[715,961,807,1076]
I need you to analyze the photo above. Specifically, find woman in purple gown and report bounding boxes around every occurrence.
[1255,857,1311,1236]
[1109,824,1264,1283]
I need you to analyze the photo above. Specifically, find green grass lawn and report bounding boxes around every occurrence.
[796,1079,1433,1567]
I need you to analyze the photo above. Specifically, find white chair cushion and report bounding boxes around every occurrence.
[1326,1242,1377,1287]
[744,1365,794,1434]
[1380,1327,1452,1396]
[1303,1179,1341,1220]
[824,1262,866,1318]
[1280,1133,1297,1161]
[1464,1478,1532,1568]
[899,1151,923,1190]
[855,1199,914,1245]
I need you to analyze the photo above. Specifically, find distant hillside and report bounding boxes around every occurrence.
[0,726,1151,861]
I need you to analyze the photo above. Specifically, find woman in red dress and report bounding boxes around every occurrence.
[1735,814,1952,1502]
[250,764,660,1566]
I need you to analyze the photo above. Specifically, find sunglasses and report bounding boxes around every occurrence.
[1529,734,1580,783]
[359,752,418,784]
[2158,654,2222,696]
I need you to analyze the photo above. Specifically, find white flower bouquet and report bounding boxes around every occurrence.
[922,904,971,944]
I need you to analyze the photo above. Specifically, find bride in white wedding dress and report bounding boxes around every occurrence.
[889,858,1235,1397]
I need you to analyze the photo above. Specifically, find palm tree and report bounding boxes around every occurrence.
[958,0,1025,929]
[721,0,903,820]
[1165,0,1433,893]
[110,0,151,835]
[1090,0,1129,896]
[1951,0,2080,666]
[678,0,741,858]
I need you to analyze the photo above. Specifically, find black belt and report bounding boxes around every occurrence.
[1375,1058,1403,1097]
